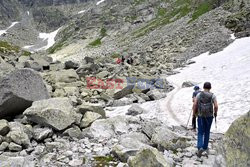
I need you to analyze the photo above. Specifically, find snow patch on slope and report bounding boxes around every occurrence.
[166,37,250,133]
[23,27,61,52]
[96,0,105,5]
[231,34,236,40]
[0,22,19,36]
[78,10,86,14]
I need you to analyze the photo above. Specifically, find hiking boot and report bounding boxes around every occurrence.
[196,148,204,158]
[203,149,209,157]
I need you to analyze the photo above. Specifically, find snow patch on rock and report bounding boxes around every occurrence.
[0,22,19,36]
[96,0,105,5]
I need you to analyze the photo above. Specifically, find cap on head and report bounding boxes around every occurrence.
[194,86,200,90]
[203,82,212,89]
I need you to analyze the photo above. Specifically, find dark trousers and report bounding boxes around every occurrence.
[197,116,213,150]
[192,116,196,129]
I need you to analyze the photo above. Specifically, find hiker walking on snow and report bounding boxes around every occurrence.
[192,82,218,157]
[192,86,200,131]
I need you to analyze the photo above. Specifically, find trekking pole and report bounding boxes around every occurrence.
[186,109,192,129]
[215,117,217,130]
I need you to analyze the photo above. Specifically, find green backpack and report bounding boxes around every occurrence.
[198,92,214,117]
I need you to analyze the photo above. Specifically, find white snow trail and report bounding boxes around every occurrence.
[166,36,250,133]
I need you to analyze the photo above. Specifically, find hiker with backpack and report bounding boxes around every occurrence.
[192,86,201,131]
[192,82,218,157]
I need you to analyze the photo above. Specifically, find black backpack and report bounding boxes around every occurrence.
[198,91,214,117]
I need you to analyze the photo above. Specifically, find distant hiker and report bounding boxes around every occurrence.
[121,55,125,64]
[193,82,218,158]
[116,57,121,64]
[127,56,133,65]
[192,86,200,131]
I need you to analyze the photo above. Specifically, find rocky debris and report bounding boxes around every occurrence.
[126,104,146,116]
[83,56,94,64]
[96,70,110,78]
[0,142,9,151]
[89,116,130,140]
[0,57,15,77]
[24,98,78,131]
[63,126,82,139]
[0,119,10,136]
[64,60,79,69]
[151,125,191,151]
[78,104,106,118]
[33,126,53,141]
[112,135,150,162]
[0,68,50,118]
[218,111,250,166]
[76,64,100,77]
[80,112,102,128]
[112,97,134,107]
[6,122,31,148]
[24,60,43,72]
[0,155,35,167]
[146,89,167,100]
[128,147,172,167]
[8,142,22,151]
[141,119,162,139]
[182,81,197,88]
[48,69,79,83]
[113,86,134,100]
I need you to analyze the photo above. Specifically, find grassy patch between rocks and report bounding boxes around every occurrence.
[88,38,102,47]
[189,1,213,22]
[134,2,191,38]
[0,41,20,53]
[93,155,118,167]
[22,50,32,56]
[88,27,108,47]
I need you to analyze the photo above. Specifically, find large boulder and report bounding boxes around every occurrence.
[126,104,146,116]
[0,69,50,118]
[128,147,172,167]
[24,98,78,131]
[181,81,196,88]
[89,116,130,140]
[151,125,190,151]
[48,69,79,83]
[80,111,102,128]
[112,136,150,163]
[24,60,43,72]
[219,111,250,166]
[76,64,100,77]
[78,104,106,118]
[64,60,79,70]
[146,89,167,100]
[0,57,15,77]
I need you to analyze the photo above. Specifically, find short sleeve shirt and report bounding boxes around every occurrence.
[196,91,217,102]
